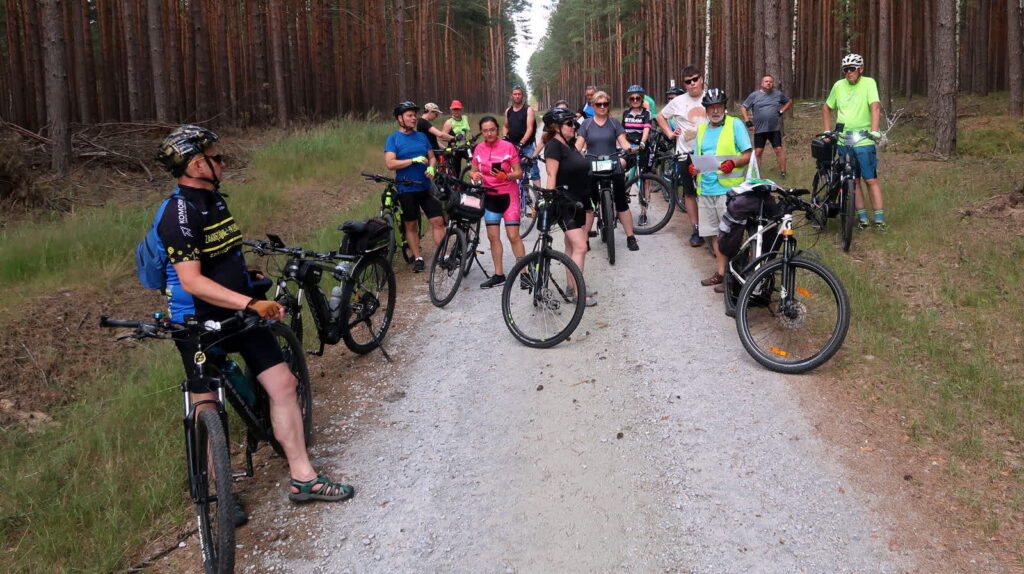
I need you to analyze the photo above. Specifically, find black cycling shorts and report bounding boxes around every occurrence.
[754,131,783,149]
[175,324,285,393]
[677,156,697,197]
[397,189,443,222]
[556,199,587,232]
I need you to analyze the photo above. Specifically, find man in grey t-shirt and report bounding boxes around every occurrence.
[741,75,793,176]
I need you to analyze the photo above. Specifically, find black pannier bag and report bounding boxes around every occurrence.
[717,183,780,259]
[810,138,834,166]
[339,218,391,255]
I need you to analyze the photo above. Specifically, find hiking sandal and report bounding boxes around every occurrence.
[288,474,355,503]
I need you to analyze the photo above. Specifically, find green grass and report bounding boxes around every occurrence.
[0,119,395,572]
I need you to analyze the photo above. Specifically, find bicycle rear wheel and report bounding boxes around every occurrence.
[270,322,313,447]
[601,189,616,265]
[429,227,466,307]
[339,254,397,354]
[518,184,539,239]
[626,173,675,235]
[735,256,850,374]
[194,408,235,574]
[839,178,855,252]
[501,249,587,348]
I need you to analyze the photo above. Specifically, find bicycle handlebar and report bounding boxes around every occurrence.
[816,129,877,144]
[360,172,419,187]
[434,172,499,195]
[243,238,347,263]
[100,311,264,340]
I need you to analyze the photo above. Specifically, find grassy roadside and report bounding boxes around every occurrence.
[0,119,394,571]
[764,94,1024,555]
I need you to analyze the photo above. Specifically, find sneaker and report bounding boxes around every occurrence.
[700,272,724,287]
[857,220,870,230]
[713,283,725,294]
[626,236,639,251]
[780,171,787,178]
[480,274,506,289]
[873,221,888,232]
[638,213,648,227]
[690,230,705,247]
[233,497,249,528]
[412,258,425,273]
[519,274,533,290]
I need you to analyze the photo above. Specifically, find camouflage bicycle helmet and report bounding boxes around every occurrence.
[665,86,685,96]
[156,125,219,177]
[543,106,577,127]
[626,84,645,95]
[393,101,420,117]
[701,88,728,107]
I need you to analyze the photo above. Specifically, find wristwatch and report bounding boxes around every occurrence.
[745,120,754,128]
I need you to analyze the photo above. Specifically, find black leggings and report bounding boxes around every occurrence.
[590,173,628,213]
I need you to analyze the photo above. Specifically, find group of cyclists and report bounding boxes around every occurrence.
[140,52,884,518]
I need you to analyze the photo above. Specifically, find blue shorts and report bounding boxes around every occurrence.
[520,142,540,181]
[839,144,878,180]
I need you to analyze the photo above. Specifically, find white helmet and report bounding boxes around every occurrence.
[841,53,864,69]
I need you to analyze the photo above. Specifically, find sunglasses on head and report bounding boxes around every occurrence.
[843,66,858,73]
[683,76,701,85]
[593,102,609,108]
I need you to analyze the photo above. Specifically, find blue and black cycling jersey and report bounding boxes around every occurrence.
[156,185,252,322]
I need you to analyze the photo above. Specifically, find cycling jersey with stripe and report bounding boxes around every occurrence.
[157,185,252,322]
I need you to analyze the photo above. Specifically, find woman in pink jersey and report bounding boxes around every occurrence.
[470,116,526,290]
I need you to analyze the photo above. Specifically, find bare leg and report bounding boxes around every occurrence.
[487,224,504,275]
[774,146,787,173]
[429,216,445,245]
[685,195,699,227]
[405,220,423,259]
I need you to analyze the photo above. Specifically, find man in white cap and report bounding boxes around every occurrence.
[417,102,454,151]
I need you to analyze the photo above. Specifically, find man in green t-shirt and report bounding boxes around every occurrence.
[823,53,887,231]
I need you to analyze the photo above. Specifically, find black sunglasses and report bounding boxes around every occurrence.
[628,96,642,101]
[683,76,701,85]
[843,66,858,73]
[593,102,609,108]
[207,154,224,164]
[562,120,576,128]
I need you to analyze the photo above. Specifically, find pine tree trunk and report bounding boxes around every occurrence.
[41,0,71,174]
[878,0,891,111]
[269,1,288,126]
[146,0,168,122]
[930,0,956,156]
[1010,0,1024,117]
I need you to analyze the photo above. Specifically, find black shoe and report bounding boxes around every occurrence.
[638,213,648,227]
[480,274,506,289]
[233,497,249,527]
[588,230,598,238]
[626,236,639,251]
[689,230,704,247]
[412,258,425,273]
[519,274,534,290]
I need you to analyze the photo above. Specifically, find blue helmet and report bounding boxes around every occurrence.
[626,84,645,95]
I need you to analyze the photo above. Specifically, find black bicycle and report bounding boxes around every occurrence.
[624,145,677,234]
[501,185,587,348]
[516,153,541,238]
[587,150,632,265]
[362,172,422,266]
[810,123,877,252]
[428,174,492,307]
[100,310,311,573]
[244,228,396,357]
[724,180,851,374]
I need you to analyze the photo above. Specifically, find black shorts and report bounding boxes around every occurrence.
[754,131,783,149]
[556,198,587,231]
[397,189,443,222]
[175,324,285,393]
[677,156,697,197]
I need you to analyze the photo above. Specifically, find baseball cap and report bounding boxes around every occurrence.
[424,103,441,113]
[449,100,463,110]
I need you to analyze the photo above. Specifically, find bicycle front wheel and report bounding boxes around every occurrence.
[626,173,675,235]
[601,190,616,265]
[340,254,397,354]
[518,184,539,239]
[501,249,587,348]
[839,177,855,252]
[270,322,313,447]
[194,408,235,574]
[429,227,466,307]
[461,220,481,277]
[735,256,851,374]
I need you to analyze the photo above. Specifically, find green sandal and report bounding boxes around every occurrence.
[288,473,355,503]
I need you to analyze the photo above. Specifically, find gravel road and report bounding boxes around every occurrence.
[246,211,915,573]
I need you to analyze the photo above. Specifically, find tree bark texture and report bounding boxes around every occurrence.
[40,0,70,174]
[931,0,957,156]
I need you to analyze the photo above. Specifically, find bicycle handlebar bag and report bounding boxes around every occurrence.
[447,187,484,222]
[810,138,835,166]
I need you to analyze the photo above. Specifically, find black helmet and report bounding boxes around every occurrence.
[665,87,684,96]
[156,125,219,176]
[393,101,419,117]
[543,106,576,127]
[701,88,728,107]
[626,84,645,95]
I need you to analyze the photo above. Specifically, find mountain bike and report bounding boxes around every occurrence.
[516,154,541,239]
[723,179,851,374]
[433,132,479,182]
[501,185,587,348]
[362,172,422,266]
[809,124,877,252]
[587,150,632,265]
[100,311,311,574]
[428,174,493,307]
[624,146,676,234]
[244,228,396,357]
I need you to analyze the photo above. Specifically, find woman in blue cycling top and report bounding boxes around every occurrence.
[575,90,640,252]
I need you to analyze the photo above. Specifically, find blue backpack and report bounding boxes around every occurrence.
[135,192,194,290]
